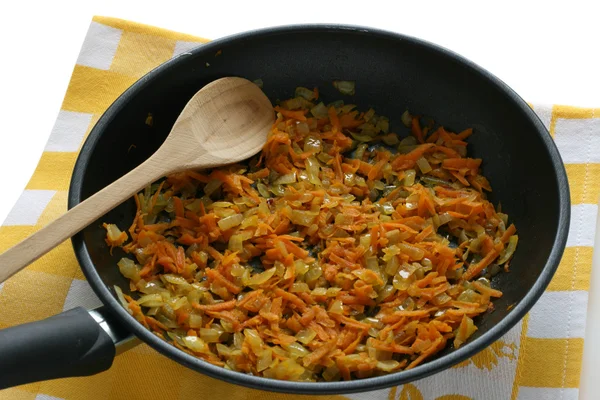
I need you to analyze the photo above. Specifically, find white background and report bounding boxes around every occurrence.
[0,0,599,398]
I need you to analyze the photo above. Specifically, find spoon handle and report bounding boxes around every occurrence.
[0,155,172,283]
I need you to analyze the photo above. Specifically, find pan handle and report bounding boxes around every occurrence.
[0,306,138,389]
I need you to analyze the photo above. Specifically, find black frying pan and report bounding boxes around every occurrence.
[0,25,569,394]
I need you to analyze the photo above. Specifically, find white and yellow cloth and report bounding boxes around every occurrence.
[0,16,597,400]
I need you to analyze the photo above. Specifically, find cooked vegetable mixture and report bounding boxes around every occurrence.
[105,85,518,381]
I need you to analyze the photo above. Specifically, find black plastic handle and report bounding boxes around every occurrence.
[0,306,116,389]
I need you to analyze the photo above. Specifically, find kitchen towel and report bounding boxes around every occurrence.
[0,16,597,400]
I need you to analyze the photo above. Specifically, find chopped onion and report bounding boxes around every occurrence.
[244,328,264,353]
[199,328,221,343]
[363,108,375,122]
[228,234,244,252]
[398,243,425,260]
[117,258,141,283]
[399,136,418,146]
[310,102,328,118]
[379,202,395,215]
[114,285,132,315]
[213,208,235,218]
[162,274,188,285]
[353,145,368,163]
[365,256,379,271]
[359,234,372,250]
[376,119,390,134]
[380,282,399,301]
[457,289,480,303]
[169,296,189,310]
[263,359,305,380]
[333,80,356,95]
[241,215,259,228]
[216,343,234,357]
[385,229,401,245]
[217,213,244,230]
[189,314,203,328]
[137,293,164,307]
[377,360,401,372]
[295,329,317,345]
[274,172,297,185]
[183,336,208,353]
[220,319,234,333]
[212,201,234,208]
[285,342,310,358]
[401,110,413,127]
[304,135,322,154]
[282,97,313,110]
[433,293,452,305]
[350,132,374,142]
[290,210,318,226]
[385,255,400,276]
[404,169,416,186]
[257,183,270,198]
[294,260,310,276]
[270,184,285,197]
[416,157,433,174]
[340,104,356,114]
[373,180,385,190]
[257,348,273,372]
[244,267,276,287]
[137,280,164,294]
[454,315,478,348]
[328,300,344,314]
[295,86,316,101]
[381,133,399,145]
[497,235,518,264]
[291,282,310,293]
[393,273,414,291]
[317,152,333,164]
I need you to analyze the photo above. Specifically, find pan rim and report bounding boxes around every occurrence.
[69,23,570,394]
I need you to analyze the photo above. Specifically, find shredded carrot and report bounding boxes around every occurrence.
[406,336,445,370]
[501,223,517,243]
[274,288,308,312]
[302,338,336,367]
[192,299,237,311]
[274,106,307,121]
[205,269,242,294]
[456,128,474,140]
[370,339,414,354]
[106,88,516,382]
[411,116,425,143]
[472,281,503,298]
[462,250,499,281]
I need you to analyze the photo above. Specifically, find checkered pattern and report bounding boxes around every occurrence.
[0,16,596,400]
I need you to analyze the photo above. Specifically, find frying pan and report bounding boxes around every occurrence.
[0,25,570,394]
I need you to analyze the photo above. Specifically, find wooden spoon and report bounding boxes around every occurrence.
[0,77,274,283]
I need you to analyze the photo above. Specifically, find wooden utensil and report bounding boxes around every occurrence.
[0,77,274,283]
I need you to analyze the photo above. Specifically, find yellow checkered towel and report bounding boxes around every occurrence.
[0,16,597,400]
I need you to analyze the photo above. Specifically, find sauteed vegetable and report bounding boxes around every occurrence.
[104,85,517,381]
